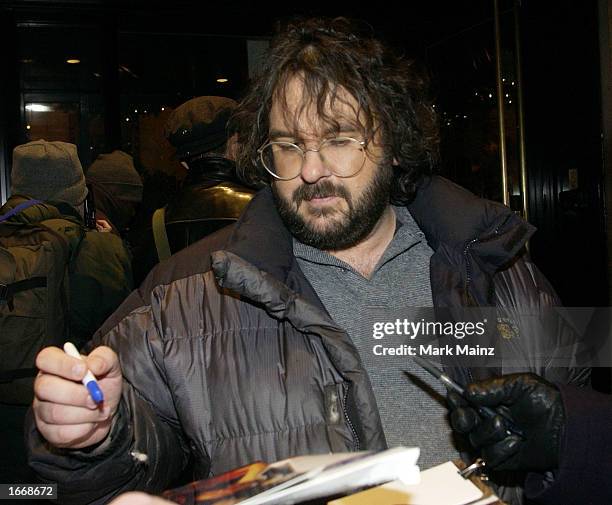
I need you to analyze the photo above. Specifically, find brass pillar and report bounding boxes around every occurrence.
[494,0,509,207]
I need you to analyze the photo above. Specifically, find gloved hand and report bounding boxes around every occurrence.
[447,373,565,472]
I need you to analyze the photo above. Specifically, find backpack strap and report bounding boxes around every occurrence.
[152,206,172,262]
[0,277,47,311]
[0,199,42,223]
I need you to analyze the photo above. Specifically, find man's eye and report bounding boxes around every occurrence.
[277,143,298,152]
[328,138,351,147]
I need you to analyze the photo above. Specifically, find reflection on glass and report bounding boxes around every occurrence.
[18,24,106,167]
[25,102,80,144]
[427,16,502,203]
[426,3,523,213]
[118,33,249,179]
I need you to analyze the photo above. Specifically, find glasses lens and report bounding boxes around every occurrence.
[261,143,303,179]
[319,138,365,177]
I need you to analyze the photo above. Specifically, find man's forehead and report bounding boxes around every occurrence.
[269,77,365,136]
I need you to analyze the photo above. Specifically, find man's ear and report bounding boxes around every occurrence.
[392,157,400,166]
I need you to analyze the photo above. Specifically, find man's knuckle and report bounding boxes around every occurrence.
[55,425,77,447]
[48,404,64,424]
[33,404,46,426]
[35,376,52,399]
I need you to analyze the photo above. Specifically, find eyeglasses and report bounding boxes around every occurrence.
[257,137,367,181]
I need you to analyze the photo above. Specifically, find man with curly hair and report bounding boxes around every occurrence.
[27,18,586,504]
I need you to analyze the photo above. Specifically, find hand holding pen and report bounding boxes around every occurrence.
[32,344,123,450]
[448,373,565,471]
[411,356,525,438]
[412,357,564,472]
[63,342,105,404]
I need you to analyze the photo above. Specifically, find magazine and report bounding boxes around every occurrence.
[162,446,420,505]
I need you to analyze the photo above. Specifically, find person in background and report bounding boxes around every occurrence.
[2,140,134,355]
[132,96,255,284]
[26,19,587,504]
[448,373,612,505]
[86,150,143,236]
[0,140,133,487]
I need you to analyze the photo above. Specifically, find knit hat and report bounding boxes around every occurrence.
[11,140,88,206]
[86,151,143,232]
[86,150,143,203]
[165,96,238,161]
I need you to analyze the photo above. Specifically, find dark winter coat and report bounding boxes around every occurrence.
[27,177,588,504]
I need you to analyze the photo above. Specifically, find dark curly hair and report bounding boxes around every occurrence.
[232,17,439,205]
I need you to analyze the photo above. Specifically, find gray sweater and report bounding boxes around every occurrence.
[294,206,461,468]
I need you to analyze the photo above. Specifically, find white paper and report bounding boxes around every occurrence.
[239,446,421,505]
[328,461,491,505]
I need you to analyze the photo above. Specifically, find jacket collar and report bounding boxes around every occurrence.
[184,156,243,186]
[220,175,535,283]
[408,176,535,273]
[213,186,333,325]
[221,186,295,284]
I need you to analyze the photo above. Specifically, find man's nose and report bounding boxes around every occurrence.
[300,149,332,183]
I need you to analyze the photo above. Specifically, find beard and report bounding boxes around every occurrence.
[272,162,394,251]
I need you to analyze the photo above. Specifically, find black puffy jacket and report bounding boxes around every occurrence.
[27,176,588,504]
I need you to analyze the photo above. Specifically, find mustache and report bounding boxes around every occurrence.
[292,180,351,206]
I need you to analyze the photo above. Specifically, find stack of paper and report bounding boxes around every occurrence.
[328,461,499,505]
[240,447,421,505]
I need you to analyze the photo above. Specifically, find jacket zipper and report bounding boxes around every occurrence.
[462,237,479,298]
[343,385,360,451]
[462,220,506,301]
[463,238,478,385]
[463,220,506,385]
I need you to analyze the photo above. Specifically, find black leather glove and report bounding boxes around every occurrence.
[447,373,565,472]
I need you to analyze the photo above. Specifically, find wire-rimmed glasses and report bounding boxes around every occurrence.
[257,137,367,180]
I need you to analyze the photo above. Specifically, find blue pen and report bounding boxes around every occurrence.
[63,342,104,405]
